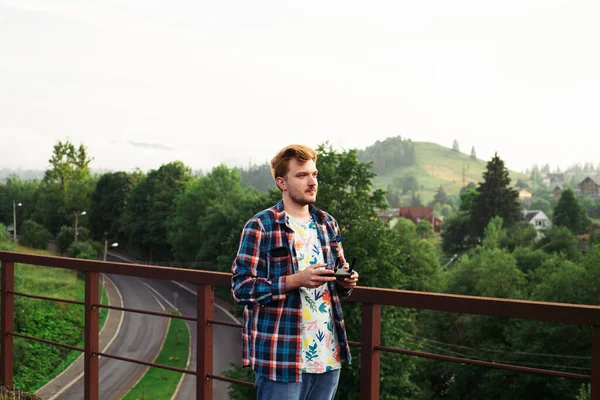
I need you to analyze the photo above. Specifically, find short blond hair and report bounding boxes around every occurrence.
[270,144,317,180]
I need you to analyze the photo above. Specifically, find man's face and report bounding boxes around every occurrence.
[279,158,318,206]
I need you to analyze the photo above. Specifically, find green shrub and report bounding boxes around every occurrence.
[66,240,98,260]
[577,383,590,400]
[19,220,52,250]
[223,362,257,400]
[93,241,104,258]
[0,222,10,241]
[591,230,600,246]
[75,226,90,244]
[56,226,75,254]
[0,223,15,251]
[0,241,16,251]
[57,226,91,255]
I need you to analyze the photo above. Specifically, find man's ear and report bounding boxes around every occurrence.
[275,177,287,191]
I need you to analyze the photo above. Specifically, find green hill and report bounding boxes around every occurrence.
[237,138,529,205]
[369,141,528,204]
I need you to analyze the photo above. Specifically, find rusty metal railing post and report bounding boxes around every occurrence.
[197,284,214,399]
[84,271,100,400]
[1,260,14,387]
[360,303,381,400]
[592,327,600,400]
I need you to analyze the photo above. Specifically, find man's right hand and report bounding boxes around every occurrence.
[286,263,336,291]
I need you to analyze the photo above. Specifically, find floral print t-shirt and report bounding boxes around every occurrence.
[287,214,342,374]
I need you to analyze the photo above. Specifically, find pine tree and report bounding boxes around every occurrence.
[552,188,589,234]
[433,185,448,205]
[470,153,521,237]
[470,146,477,160]
[411,192,423,207]
[452,140,460,152]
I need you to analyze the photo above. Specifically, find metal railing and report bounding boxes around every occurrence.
[1,250,600,399]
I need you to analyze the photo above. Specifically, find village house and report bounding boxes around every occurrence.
[547,173,566,187]
[377,208,400,224]
[398,207,443,233]
[578,176,600,197]
[521,210,552,232]
[518,188,532,204]
[376,207,443,233]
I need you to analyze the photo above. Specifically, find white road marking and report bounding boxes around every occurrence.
[47,276,125,400]
[170,281,240,324]
[121,284,171,399]
[143,281,176,310]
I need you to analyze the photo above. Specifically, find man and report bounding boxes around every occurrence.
[232,144,359,400]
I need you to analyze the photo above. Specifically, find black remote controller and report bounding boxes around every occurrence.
[333,257,356,279]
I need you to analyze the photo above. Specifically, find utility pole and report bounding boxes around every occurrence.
[103,241,118,262]
[74,211,86,242]
[12,201,22,244]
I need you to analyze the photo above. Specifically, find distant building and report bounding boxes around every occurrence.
[542,177,552,186]
[578,176,600,197]
[377,208,400,224]
[547,173,566,187]
[521,210,552,231]
[398,207,442,233]
[518,189,532,204]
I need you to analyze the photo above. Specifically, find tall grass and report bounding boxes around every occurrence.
[0,387,42,400]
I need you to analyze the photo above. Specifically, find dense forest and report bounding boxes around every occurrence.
[357,135,417,174]
[1,139,600,399]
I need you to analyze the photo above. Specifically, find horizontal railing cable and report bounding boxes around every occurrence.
[10,291,85,306]
[207,319,242,329]
[9,332,84,353]
[95,351,196,375]
[375,345,590,381]
[207,373,254,387]
[406,333,592,360]
[95,303,197,322]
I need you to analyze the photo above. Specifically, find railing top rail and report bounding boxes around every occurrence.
[0,251,231,287]
[3,250,600,326]
[349,287,600,326]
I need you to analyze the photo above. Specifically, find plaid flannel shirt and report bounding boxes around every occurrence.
[231,201,352,383]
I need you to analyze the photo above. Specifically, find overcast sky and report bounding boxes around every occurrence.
[1,0,599,174]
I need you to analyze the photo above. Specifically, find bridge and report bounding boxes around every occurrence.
[2,250,600,400]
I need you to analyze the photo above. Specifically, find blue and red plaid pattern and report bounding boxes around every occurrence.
[232,201,352,383]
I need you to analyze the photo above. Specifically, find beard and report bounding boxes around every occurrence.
[289,188,317,206]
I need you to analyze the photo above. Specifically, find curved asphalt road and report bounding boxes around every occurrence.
[56,274,168,400]
[140,279,241,400]
[52,250,242,400]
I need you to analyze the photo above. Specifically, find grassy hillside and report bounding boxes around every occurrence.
[372,142,528,204]
[0,243,109,392]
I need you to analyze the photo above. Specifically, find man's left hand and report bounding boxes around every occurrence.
[337,263,359,290]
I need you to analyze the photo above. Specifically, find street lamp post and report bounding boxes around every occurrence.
[102,241,118,289]
[12,201,22,244]
[74,211,87,242]
[103,240,119,261]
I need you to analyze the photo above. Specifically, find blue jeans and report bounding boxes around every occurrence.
[255,369,341,400]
